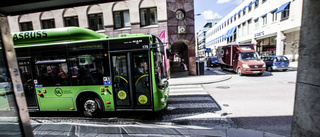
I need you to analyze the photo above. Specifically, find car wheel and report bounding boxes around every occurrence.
[237,68,243,76]
[267,66,273,72]
[221,65,225,71]
[257,73,263,76]
[82,97,102,117]
[282,69,287,71]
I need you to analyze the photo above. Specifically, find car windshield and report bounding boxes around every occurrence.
[211,57,217,61]
[277,56,289,61]
[239,52,260,60]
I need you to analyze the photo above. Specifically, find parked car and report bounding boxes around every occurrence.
[206,56,218,67]
[261,56,290,71]
[217,44,265,76]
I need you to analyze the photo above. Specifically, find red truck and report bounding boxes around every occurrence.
[217,44,266,76]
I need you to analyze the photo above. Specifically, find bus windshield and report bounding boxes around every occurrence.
[239,52,260,60]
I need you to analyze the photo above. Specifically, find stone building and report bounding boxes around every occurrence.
[7,0,197,75]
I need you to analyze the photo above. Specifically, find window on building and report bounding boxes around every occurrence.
[140,8,157,26]
[272,12,277,22]
[88,13,104,31]
[248,4,252,12]
[237,26,241,38]
[234,16,237,21]
[113,10,131,29]
[64,16,79,27]
[242,23,246,36]
[42,19,55,29]
[262,0,267,3]
[247,19,252,34]
[243,9,246,16]
[282,3,290,20]
[20,22,33,31]
[255,0,259,8]
[262,15,267,25]
[255,19,259,28]
[238,12,241,19]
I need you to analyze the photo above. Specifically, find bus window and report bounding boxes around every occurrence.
[34,58,69,86]
[112,55,130,106]
[69,54,105,85]
[154,37,168,89]
[133,53,150,106]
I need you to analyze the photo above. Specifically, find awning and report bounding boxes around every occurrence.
[252,0,257,4]
[229,27,236,38]
[247,2,252,6]
[254,17,259,21]
[276,2,291,14]
[225,29,231,38]
[243,6,247,10]
[260,13,267,17]
[269,8,278,13]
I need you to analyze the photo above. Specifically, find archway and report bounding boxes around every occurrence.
[170,40,196,76]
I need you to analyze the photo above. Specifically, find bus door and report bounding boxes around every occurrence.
[110,51,152,110]
[18,58,38,109]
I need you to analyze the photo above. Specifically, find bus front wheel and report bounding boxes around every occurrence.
[82,98,102,117]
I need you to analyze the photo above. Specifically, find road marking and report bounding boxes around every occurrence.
[214,70,226,75]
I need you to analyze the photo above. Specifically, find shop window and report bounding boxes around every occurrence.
[88,13,104,31]
[64,16,79,27]
[140,8,158,26]
[20,22,33,31]
[113,11,131,29]
[42,19,55,29]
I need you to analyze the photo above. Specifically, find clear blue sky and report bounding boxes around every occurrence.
[194,0,244,33]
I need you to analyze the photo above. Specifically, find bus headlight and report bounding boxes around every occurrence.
[242,64,250,68]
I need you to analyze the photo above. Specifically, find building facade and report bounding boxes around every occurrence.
[197,19,220,57]
[7,0,197,75]
[204,0,302,61]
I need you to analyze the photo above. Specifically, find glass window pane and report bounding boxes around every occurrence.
[140,9,147,26]
[150,8,157,25]
[98,14,104,30]
[133,53,150,106]
[0,34,23,136]
[112,55,130,106]
[114,12,122,29]
[123,11,131,27]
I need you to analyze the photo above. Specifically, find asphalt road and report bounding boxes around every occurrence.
[203,66,297,137]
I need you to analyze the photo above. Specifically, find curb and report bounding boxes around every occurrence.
[169,76,232,86]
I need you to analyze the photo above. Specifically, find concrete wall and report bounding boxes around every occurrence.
[291,0,320,136]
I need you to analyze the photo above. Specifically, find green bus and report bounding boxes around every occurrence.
[12,27,169,117]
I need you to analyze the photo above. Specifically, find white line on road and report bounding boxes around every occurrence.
[214,70,226,75]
